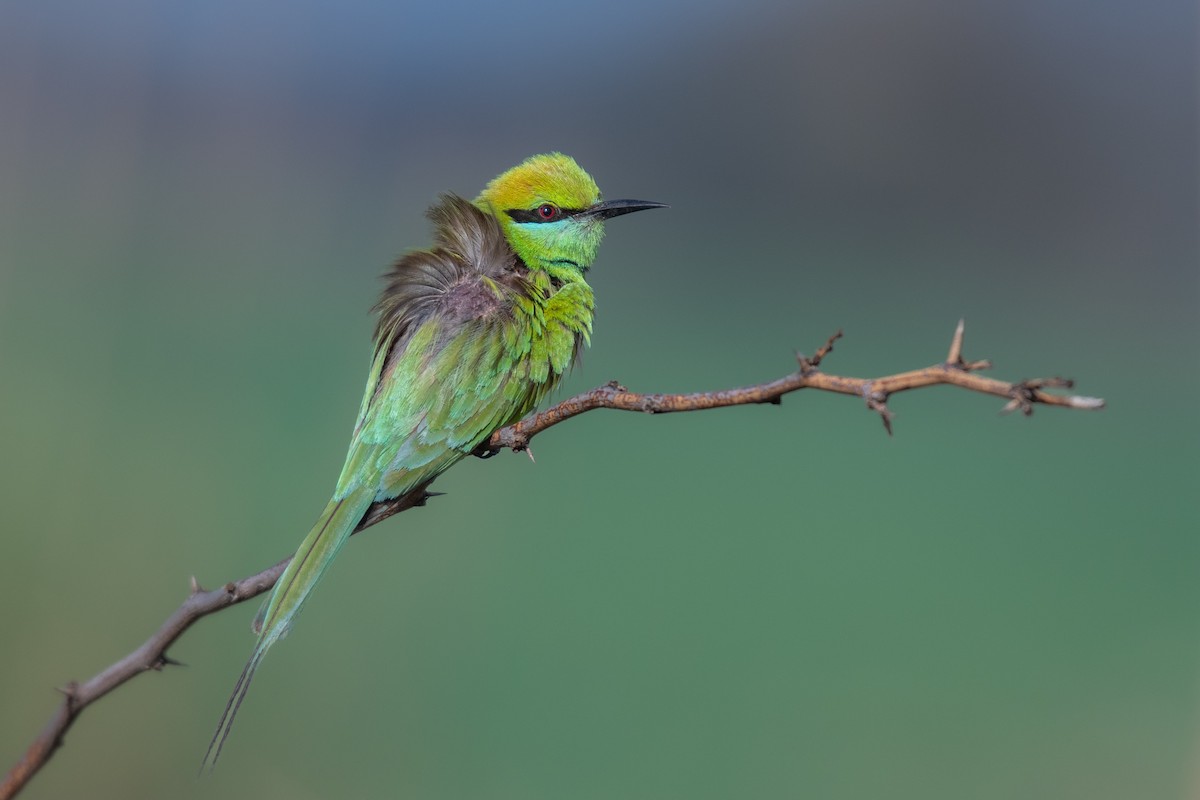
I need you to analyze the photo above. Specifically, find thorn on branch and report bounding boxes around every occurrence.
[942,322,992,374]
[415,491,445,508]
[944,321,996,373]
[153,654,185,670]
[864,392,894,436]
[947,318,966,364]
[189,576,205,596]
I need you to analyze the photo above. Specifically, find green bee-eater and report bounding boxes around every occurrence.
[203,153,665,767]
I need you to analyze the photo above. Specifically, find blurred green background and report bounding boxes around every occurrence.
[1,1,1196,798]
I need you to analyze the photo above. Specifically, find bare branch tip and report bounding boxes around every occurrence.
[818,329,842,356]
[1072,396,1106,410]
[799,329,843,373]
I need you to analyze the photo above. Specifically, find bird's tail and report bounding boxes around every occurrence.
[201,486,375,771]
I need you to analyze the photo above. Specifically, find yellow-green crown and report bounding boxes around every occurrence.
[476,153,601,214]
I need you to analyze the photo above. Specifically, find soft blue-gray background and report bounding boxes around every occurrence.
[1,1,1196,798]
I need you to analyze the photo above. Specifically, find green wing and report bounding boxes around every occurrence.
[204,195,543,769]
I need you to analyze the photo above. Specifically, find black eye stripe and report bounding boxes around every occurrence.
[505,207,586,223]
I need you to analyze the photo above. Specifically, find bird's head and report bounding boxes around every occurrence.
[475,153,665,275]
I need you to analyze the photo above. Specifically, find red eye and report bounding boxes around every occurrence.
[537,204,559,220]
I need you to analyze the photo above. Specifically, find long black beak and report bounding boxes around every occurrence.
[584,199,669,220]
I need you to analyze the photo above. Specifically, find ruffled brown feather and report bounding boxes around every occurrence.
[372,194,519,346]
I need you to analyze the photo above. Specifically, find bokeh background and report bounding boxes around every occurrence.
[1,1,1196,798]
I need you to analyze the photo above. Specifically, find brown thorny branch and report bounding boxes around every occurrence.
[1,321,1104,799]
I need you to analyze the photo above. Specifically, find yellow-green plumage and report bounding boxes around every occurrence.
[203,154,664,768]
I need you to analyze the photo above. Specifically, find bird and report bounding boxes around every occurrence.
[202,153,665,768]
